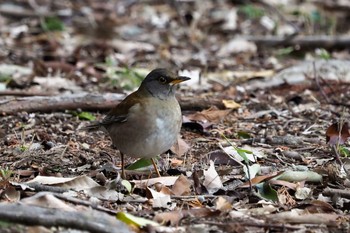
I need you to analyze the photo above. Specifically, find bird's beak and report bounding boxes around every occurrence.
[170,76,191,85]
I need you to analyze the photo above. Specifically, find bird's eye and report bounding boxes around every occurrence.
[159,77,167,84]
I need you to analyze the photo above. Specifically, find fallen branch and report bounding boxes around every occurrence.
[0,93,125,115]
[0,93,225,115]
[323,187,350,199]
[245,35,350,49]
[0,203,131,233]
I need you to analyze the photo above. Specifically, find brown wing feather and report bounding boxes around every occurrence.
[100,90,143,126]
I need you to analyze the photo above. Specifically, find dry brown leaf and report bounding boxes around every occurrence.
[169,158,183,167]
[269,179,297,190]
[306,200,336,213]
[171,174,191,196]
[14,170,35,177]
[22,193,76,211]
[3,186,20,202]
[326,122,350,146]
[154,211,184,226]
[159,185,173,196]
[186,107,231,124]
[171,136,190,156]
[154,208,221,226]
[239,171,284,188]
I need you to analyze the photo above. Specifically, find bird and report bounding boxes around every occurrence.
[84,68,190,178]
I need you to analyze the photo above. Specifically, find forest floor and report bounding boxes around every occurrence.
[0,1,350,232]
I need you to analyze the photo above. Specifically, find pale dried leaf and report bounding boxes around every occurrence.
[22,193,76,211]
[147,187,172,208]
[215,196,232,212]
[154,211,184,226]
[26,175,101,191]
[132,176,178,188]
[203,160,223,194]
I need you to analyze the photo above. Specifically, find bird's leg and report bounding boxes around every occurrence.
[151,158,161,177]
[121,153,126,179]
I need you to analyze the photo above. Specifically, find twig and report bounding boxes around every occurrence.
[203,220,302,230]
[313,61,331,104]
[24,182,68,193]
[171,194,217,199]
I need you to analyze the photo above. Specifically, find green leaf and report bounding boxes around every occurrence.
[121,180,132,193]
[275,47,294,57]
[0,220,12,227]
[238,4,264,19]
[116,212,159,228]
[126,158,154,171]
[316,48,331,60]
[339,146,350,157]
[41,16,64,31]
[237,131,251,139]
[0,167,12,180]
[77,112,96,121]
[276,170,322,183]
[103,66,144,90]
[221,133,253,164]
[69,111,96,121]
[256,182,278,202]
[236,148,252,164]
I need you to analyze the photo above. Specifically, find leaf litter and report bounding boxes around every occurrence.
[0,0,350,233]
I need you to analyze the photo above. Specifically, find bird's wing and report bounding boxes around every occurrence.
[100,91,143,126]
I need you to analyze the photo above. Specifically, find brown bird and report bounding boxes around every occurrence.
[85,68,190,178]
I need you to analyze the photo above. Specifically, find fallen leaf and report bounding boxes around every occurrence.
[277,170,323,183]
[217,38,257,56]
[147,187,172,208]
[131,176,178,188]
[222,99,241,109]
[22,193,76,211]
[117,212,159,228]
[3,186,20,202]
[326,122,350,146]
[306,200,336,213]
[239,172,281,188]
[186,107,231,124]
[154,208,221,226]
[215,196,232,212]
[154,211,184,226]
[171,174,191,196]
[207,150,241,166]
[26,175,100,190]
[169,158,183,167]
[203,160,223,194]
[268,179,297,190]
[295,186,311,200]
[171,136,190,156]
